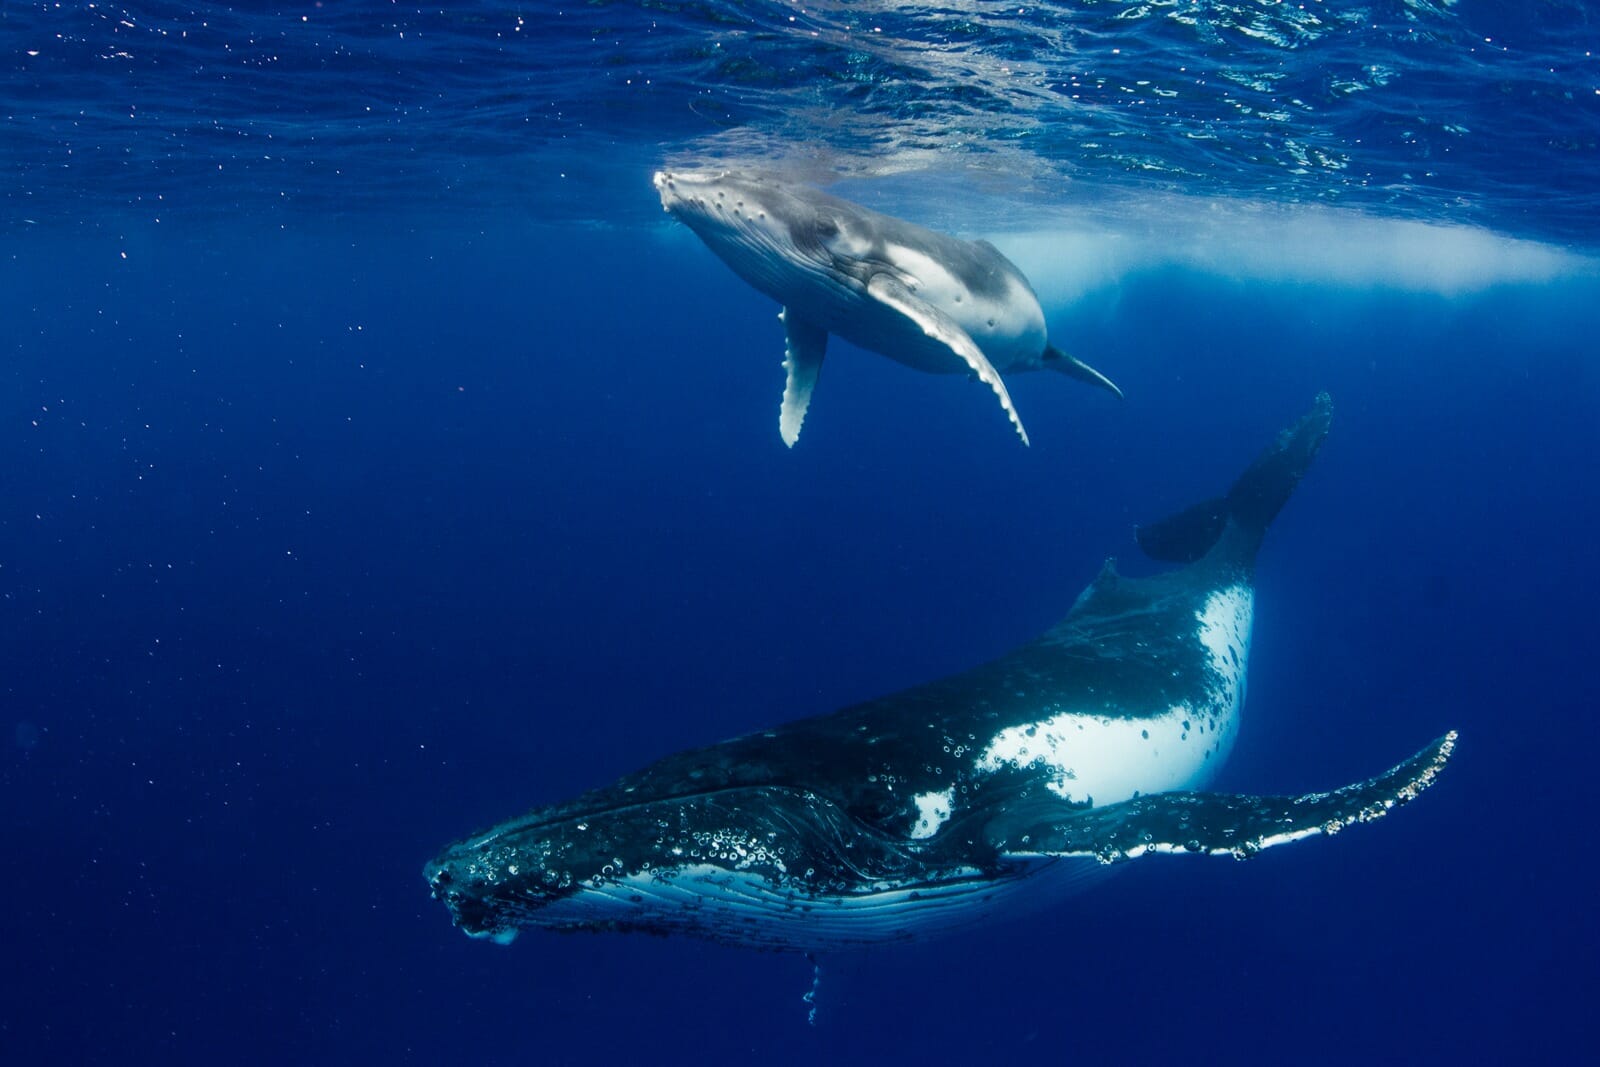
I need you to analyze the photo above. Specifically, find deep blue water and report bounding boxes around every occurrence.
[3,3,1599,1065]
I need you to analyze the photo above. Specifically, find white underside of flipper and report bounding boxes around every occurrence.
[779,308,827,447]
[865,272,1030,446]
[990,731,1458,863]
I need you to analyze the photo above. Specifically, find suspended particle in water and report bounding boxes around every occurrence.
[14,721,41,755]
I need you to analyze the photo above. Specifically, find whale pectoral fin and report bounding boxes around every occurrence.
[989,732,1457,861]
[865,272,1030,446]
[780,308,828,447]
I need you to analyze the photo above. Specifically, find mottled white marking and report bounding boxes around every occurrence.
[977,585,1256,805]
[909,789,954,840]
[1197,585,1253,706]
[976,704,1205,806]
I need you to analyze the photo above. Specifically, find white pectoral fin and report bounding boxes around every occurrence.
[779,308,827,448]
[865,272,1030,446]
[989,732,1457,862]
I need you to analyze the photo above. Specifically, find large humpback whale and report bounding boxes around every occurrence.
[653,169,1122,447]
[426,395,1455,949]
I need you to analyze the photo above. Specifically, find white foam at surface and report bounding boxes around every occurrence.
[993,199,1594,298]
[651,184,1593,297]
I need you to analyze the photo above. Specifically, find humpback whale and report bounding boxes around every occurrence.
[653,169,1122,447]
[426,395,1455,949]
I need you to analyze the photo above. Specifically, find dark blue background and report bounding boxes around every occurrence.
[2,220,1595,1064]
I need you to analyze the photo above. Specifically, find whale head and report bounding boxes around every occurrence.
[423,774,1022,949]
[653,168,872,307]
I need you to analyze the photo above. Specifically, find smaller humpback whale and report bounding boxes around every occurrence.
[426,395,1455,950]
[653,169,1122,447]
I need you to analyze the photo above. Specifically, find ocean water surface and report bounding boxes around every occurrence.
[2,2,1597,1064]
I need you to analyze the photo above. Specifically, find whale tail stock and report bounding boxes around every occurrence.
[1135,392,1334,565]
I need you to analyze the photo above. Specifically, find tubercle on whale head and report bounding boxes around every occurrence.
[652,168,696,213]
[425,863,518,943]
[651,167,851,301]
[652,168,834,234]
[653,167,750,219]
[654,168,775,246]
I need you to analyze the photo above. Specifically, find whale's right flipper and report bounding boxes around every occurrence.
[989,731,1457,862]
[866,272,1030,446]
[780,309,827,448]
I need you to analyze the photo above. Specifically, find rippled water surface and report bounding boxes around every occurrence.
[6,1,1599,238]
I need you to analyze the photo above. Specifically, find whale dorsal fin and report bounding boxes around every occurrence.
[779,308,827,447]
[986,732,1456,861]
[865,272,1030,446]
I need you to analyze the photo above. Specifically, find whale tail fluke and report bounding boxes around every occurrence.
[1136,392,1333,565]
[1042,344,1125,401]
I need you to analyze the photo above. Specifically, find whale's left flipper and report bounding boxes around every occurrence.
[866,272,1030,446]
[779,309,828,448]
[989,732,1457,861]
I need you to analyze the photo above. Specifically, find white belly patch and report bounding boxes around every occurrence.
[975,585,1254,805]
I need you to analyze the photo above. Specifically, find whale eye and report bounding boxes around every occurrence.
[814,218,838,239]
